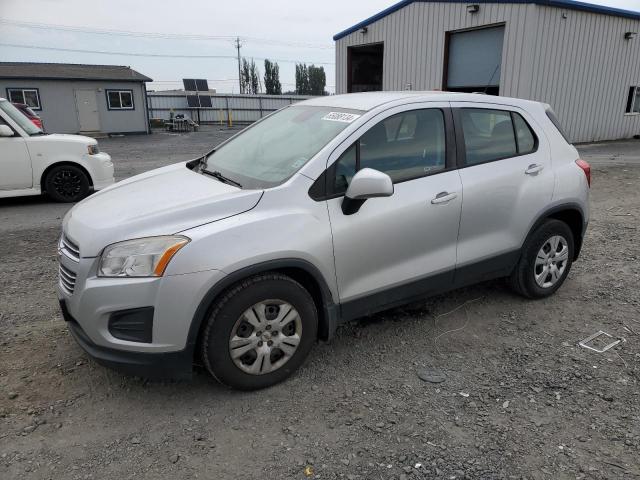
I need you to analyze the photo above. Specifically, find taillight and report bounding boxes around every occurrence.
[575,159,591,187]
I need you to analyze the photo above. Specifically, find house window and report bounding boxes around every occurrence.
[6,88,41,110]
[626,87,640,114]
[106,90,134,110]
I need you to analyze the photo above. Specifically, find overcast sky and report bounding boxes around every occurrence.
[1,0,639,93]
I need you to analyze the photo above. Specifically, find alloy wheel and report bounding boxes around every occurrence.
[52,169,83,200]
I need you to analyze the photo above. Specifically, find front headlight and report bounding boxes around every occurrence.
[88,144,100,155]
[98,236,189,277]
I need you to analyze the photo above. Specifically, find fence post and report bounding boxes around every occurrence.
[258,97,263,119]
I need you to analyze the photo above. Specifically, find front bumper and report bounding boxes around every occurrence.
[60,299,193,379]
[57,243,227,379]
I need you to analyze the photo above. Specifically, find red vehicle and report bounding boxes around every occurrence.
[12,103,43,131]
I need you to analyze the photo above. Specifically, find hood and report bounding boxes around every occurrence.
[63,162,263,257]
[32,133,97,145]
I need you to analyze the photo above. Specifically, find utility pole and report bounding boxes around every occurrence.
[235,37,243,94]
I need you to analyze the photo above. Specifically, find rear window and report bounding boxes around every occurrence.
[545,108,570,143]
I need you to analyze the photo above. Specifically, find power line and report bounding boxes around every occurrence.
[0,42,335,65]
[0,19,334,49]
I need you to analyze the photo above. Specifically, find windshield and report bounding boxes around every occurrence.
[204,105,363,189]
[0,100,43,135]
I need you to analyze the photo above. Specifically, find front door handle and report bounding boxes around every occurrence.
[431,191,458,205]
[525,164,544,175]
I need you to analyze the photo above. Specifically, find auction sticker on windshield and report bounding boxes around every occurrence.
[322,112,361,123]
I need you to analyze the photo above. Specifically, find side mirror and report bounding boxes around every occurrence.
[342,168,393,215]
[0,125,14,137]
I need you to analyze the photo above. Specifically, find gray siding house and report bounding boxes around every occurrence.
[334,0,640,143]
[0,63,152,135]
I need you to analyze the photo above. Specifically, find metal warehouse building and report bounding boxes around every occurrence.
[334,0,640,143]
[0,62,151,135]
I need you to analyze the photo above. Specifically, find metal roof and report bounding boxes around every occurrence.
[0,62,152,82]
[333,0,640,40]
[297,90,543,111]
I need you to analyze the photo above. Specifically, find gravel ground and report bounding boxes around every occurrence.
[1,128,639,479]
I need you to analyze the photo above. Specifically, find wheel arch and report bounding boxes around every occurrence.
[525,203,586,260]
[40,161,94,191]
[187,259,339,363]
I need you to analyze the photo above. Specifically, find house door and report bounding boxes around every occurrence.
[75,90,101,132]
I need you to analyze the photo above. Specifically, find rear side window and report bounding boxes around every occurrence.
[545,108,570,143]
[460,109,516,165]
[512,112,536,154]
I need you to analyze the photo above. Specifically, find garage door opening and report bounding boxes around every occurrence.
[348,43,383,93]
[444,25,505,96]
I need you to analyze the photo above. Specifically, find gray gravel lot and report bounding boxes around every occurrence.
[1,127,639,479]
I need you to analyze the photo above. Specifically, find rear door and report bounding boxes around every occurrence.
[451,102,553,280]
[323,103,462,315]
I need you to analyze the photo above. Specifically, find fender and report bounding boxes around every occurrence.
[522,202,587,259]
[185,258,339,360]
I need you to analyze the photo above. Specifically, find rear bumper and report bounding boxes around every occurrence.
[60,300,193,380]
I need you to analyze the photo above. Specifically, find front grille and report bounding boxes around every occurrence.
[58,263,77,295]
[60,234,80,262]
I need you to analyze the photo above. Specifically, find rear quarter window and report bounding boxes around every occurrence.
[545,108,570,143]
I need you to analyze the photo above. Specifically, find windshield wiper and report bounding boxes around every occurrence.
[202,170,242,188]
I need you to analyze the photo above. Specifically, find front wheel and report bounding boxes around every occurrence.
[201,273,318,390]
[44,165,91,202]
[509,219,574,299]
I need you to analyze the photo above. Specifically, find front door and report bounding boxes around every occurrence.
[325,104,462,317]
[75,90,101,132]
[0,117,32,190]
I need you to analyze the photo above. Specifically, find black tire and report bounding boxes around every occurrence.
[509,219,574,299]
[201,273,318,390]
[44,165,91,203]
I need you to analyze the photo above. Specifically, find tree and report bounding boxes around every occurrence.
[296,63,326,95]
[240,58,261,94]
[308,65,327,96]
[264,59,282,95]
[295,63,309,95]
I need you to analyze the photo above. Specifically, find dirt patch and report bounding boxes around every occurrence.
[1,135,639,479]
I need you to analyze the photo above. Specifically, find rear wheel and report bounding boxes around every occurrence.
[44,165,91,202]
[510,219,574,298]
[201,273,317,390]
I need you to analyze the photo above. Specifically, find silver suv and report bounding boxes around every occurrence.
[58,92,590,390]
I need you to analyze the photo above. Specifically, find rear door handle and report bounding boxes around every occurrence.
[431,191,458,205]
[525,164,544,175]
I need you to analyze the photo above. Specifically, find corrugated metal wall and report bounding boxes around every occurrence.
[335,2,640,143]
[147,94,312,124]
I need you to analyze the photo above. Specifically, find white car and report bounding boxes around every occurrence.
[0,98,114,202]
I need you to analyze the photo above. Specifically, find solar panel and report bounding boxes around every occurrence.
[183,79,197,91]
[195,79,209,92]
[186,95,199,107]
[198,95,212,108]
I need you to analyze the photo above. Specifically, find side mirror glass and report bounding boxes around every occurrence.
[0,125,14,137]
[342,168,393,215]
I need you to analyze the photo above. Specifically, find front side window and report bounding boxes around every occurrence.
[626,86,640,114]
[0,99,42,135]
[6,88,41,110]
[205,106,363,189]
[106,90,134,110]
[332,108,447,193]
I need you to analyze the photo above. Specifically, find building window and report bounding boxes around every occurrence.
[106,90,134,110]
[625,86,640,114]
[6,88,41,110]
